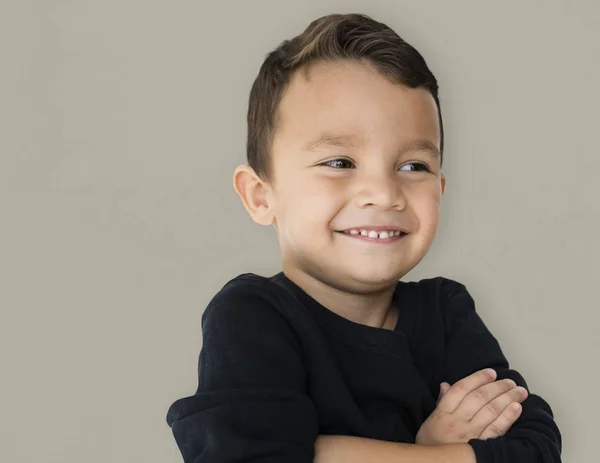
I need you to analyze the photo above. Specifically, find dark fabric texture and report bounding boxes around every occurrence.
[166,272,562,462]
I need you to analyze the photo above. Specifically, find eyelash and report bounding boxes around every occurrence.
[319,158,430,172]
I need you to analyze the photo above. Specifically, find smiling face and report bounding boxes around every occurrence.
[240,59,446,294]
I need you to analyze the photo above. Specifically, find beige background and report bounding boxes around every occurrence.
[2,1,598,461]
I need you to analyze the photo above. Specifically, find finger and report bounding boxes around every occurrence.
[478,402,523,440]
[437,382,449,404]
[438,382,450,404]
[470,385,528,430]
[438,382,449,398]
[453,378,518,421]
[437,369,497,413]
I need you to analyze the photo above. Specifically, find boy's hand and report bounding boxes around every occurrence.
[415,368,528,445]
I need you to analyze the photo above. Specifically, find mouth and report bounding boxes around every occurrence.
[335,228,408,243]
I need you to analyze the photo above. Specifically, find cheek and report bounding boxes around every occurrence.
[276,180,343,229]
[405,185,441,225]
[417,195,441,230]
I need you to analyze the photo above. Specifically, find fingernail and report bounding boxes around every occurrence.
[485,368,496,378]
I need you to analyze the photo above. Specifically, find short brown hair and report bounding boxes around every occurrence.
[247,13,444,181]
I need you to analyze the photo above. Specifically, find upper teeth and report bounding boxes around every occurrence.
[346,229,404,239]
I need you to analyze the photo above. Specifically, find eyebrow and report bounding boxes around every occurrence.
[301,134,357,151]
[301,134,441,159]
[402,139,441,159]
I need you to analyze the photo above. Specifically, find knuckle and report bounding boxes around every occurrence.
[485,402,501,415]
[487,422,504,437]
[505,403,521,418]
[472,389,488,403]
[453,382,468,393]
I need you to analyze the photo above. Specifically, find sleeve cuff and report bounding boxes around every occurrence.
[468,438,496,463]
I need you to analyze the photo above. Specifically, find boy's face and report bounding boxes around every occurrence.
[254,60,444,291]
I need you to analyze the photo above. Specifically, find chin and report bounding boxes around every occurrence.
[344,266,406,289]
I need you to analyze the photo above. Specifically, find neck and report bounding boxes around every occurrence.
[282,267,400,330]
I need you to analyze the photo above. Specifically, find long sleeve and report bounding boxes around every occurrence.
[438,278,562,463]
[166,278,319,462]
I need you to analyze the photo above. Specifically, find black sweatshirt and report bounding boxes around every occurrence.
[166,272,562,462]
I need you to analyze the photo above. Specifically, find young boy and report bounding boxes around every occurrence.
[166,13,562,463]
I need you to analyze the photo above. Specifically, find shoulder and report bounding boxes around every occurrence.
[208,272,274,306]
[210,272,309,307]
[405,276,477,334]
[203,273,283,319]
[404,275,471,306]
[200,272,308,342]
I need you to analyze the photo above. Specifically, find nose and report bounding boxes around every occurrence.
[355,170,406,210]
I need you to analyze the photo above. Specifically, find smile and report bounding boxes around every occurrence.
[337,229,408,242]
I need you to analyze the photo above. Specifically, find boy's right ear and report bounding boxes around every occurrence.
[232,165,275,226]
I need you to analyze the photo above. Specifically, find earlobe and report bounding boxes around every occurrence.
[232,165,275,226]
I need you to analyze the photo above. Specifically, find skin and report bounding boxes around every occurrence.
[234,58,445,329]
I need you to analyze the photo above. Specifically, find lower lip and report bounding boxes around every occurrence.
[336,231,408,243]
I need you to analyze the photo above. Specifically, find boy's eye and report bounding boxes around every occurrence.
[318,160,430,171]
[399,162,429,172]
[320,158,355,169]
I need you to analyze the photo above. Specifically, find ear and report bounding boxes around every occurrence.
[440,172,446,197]
[232,165,275,226]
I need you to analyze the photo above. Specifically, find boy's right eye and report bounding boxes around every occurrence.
[320,158,355,169]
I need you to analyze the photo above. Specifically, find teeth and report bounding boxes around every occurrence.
[346,229,405,239]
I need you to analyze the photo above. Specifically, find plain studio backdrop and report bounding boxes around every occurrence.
[2,1,598,461]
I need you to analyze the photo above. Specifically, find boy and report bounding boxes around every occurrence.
[166,13,562,462]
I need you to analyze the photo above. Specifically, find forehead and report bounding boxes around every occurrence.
[273,60,440,151]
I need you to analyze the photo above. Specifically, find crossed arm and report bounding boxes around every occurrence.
[313,367,525,463]
[166,278,561,463]
[315,278,562,463]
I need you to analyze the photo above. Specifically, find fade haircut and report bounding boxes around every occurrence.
[247,13,443,181]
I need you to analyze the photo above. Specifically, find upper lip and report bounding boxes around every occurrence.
[338,225,409,233]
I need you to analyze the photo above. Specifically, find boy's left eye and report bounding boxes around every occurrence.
[399,162,430,172]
